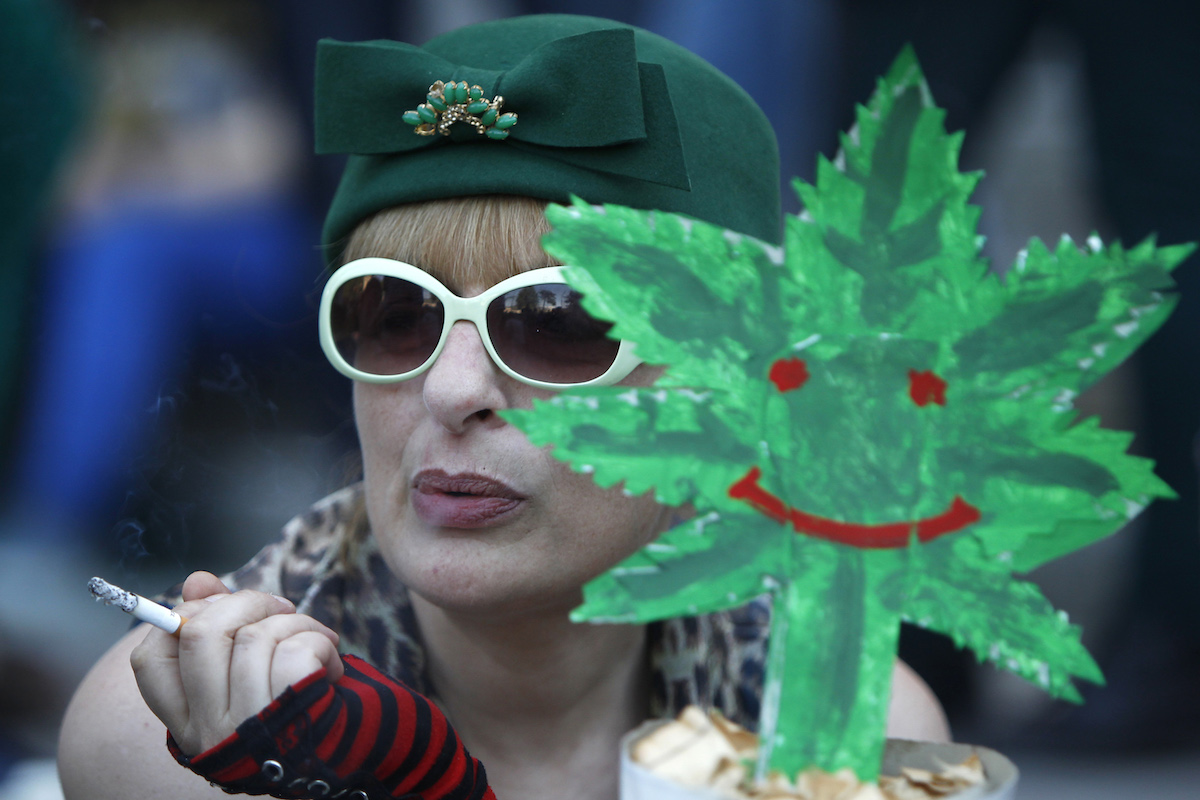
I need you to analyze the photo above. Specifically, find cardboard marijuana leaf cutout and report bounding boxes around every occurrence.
[503,48,1189,782]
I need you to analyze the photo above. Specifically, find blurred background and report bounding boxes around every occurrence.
[0,1,1196,797]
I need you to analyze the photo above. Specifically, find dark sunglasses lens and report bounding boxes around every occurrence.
[487,284,620,384]
[329,276,444,376]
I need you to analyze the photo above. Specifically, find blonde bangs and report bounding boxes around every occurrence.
[340,195,559,290]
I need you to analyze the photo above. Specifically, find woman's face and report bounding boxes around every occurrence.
[353,215,671,620]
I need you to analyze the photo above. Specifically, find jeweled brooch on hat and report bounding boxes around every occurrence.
[402,80,518,140]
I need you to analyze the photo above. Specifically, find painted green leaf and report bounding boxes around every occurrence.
[503,45,1186,782]
[574,513,789,623]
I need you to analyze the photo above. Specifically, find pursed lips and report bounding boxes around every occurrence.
[410,469,526,528]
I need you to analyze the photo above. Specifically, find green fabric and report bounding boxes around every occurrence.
[0,0,82,442]
[316,14,781,255]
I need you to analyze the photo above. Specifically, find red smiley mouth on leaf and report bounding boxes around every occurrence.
[728,466,981,548]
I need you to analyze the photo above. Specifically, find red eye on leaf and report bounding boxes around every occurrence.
[770,358,810,393]
[909,369,947,407]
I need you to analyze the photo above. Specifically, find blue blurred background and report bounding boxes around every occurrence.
[0,1,1196,797]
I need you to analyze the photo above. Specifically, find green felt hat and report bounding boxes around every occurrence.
[315,14,782,255]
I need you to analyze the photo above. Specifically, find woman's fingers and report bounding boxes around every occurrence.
[175,590,295,712]
[143,590,293,753]
[228,613,341,720]
[130,625,189,737]
[270,630,344,696]
[131,579,344,755]
[128,583,243,737]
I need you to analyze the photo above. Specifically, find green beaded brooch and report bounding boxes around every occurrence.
[402,80,518,140]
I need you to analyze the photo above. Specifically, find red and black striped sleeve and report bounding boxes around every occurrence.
[168,655,496,800]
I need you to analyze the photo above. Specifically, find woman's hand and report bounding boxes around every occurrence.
[130,571,343,756]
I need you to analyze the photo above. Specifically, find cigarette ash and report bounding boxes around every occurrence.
[88,576,138,613]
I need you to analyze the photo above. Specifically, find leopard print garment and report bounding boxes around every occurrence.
[203,484,771,731]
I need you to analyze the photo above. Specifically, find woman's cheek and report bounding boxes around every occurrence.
[354,382,422,456]
[567,480,675,567]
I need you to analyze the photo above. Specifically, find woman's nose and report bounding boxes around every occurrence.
[421,321,510,433]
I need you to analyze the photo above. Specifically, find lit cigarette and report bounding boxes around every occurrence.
[88,576,186,636]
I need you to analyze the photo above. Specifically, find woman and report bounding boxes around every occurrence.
[58,16,948,800]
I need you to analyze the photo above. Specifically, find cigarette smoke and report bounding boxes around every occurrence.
[114,348,349,570]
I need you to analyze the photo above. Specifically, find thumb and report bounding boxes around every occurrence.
[181,571,231,602]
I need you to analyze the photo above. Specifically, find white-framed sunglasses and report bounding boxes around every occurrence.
[319,257,642,389]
